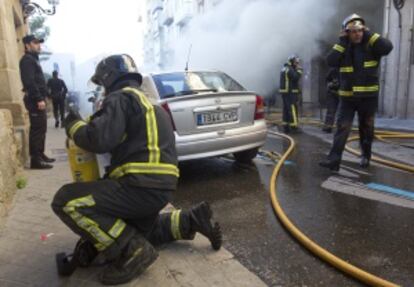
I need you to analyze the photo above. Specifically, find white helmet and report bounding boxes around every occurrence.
[342,13,365,31]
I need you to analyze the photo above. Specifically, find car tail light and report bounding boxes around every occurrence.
[254,95,265,120]
[161,102,176,131]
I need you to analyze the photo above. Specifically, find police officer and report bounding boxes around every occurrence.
[47,70,68,128]
[19,35,55,169]
[51,54,222,285]
[279,55,303,133]
[319,14,393,171]
[322,68,340,133]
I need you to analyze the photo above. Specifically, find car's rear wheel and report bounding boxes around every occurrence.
[233,148,259,163]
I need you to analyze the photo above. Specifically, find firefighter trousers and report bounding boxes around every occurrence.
[323,91,339,128]
[328,97,377,164]
[51,178,194,260]
[281,93,299,128]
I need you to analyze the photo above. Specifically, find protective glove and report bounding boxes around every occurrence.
[363,29,373,41]
[64,108,83,138]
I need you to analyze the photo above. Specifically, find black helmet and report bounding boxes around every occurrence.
[342,14,365,31]
[91,54,142,89]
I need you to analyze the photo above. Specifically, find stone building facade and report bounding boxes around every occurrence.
[0,0,29,220]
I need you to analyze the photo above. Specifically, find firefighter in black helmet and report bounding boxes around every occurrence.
[51,54,222,285]
[279,55,303,133]
[319,14,393,171]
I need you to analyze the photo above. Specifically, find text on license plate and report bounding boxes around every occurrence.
[197,110,238,126]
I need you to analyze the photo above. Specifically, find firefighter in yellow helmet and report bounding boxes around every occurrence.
[51,54,222,284]
[319,14,393,171]
[279,54,303,133]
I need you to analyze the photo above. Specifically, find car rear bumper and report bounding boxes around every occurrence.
[175,120,267,161]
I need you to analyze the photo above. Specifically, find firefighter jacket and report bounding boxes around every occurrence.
[19,52,48,110]
[47,77,68,100]
[66,80,179,191]
[279,63,303,94]
[327,30,393,98]
[326,68,340,94]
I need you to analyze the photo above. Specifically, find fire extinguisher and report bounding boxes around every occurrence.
[66,138,100,182]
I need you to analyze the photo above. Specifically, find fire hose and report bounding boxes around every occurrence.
[268,130,401,286]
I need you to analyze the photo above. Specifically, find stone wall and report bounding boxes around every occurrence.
[0,0,29,164]
[0,109,20,223]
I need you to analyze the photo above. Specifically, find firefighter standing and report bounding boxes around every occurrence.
[19,35,55,169]
[279,55,303,133]
[322,68,340,133]
[47,70,68,128]
[319,14,393,171]
[51,55,222,285]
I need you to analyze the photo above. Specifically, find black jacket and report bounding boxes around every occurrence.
[327,30,393,98]
[19,52,48,109]
[47,77,68,100]
[326,68,340,94]
[67,80,179,191]
[279,64,303,94]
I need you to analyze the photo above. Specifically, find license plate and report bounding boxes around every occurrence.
[197,110,238,126]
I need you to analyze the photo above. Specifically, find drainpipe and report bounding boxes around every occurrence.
[381,0,391,115]
[393,0,405,118]
[403,7,413,118]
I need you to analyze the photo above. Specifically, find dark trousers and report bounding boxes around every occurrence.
[328,97,377,163]
[51,179,192,259]
[24,96,47,158]
[52,97,65,122]
[28,110,47,158]
[323,91,339,128]
[281,93,299,128]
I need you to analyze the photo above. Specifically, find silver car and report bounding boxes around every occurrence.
[140,71,267,163]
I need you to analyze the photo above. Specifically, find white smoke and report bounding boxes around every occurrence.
[168,0,340,96]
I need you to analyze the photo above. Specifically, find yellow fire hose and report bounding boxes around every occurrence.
[375,134,414,149]
[267,116,414,173]
[345,134,414,173]
[268,130,400,286]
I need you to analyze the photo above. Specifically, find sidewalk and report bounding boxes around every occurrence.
[0,121,267,287]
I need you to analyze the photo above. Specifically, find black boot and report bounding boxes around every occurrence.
[100,234,158,285]
[319,159,340,171]
[360,157,370,168]
[283,125,290,134]
[188,202,222,250]
[40,153,56,163]
[30,157,53,169]
[75,239,98,267]
[55,120,59,128]
[55,239,98,276]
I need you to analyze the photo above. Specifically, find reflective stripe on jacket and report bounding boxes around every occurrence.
[327,31,393,98]
[279,64,302,94]
[67,82,179,190]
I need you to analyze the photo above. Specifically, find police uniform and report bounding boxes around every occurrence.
[279,62,303,132]
[19,49,53,168]
[47,75,68,127]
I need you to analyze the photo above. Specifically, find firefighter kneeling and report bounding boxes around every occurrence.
[51,54,222,285]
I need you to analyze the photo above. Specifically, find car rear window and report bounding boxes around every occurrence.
[152,72,245,99]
